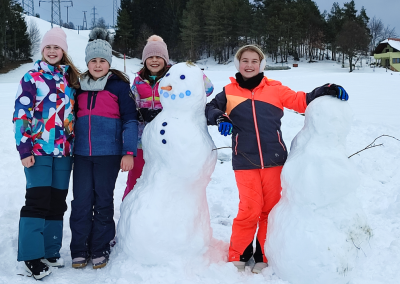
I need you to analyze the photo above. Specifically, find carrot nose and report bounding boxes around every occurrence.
[161,86,172,91]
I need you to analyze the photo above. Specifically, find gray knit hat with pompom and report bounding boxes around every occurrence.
[85,39,112,66]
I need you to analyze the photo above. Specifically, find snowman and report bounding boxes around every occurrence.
[117,62,217,265]
[265,96,372,284]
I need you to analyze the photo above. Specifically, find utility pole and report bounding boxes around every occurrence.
[22,0,35,16]
[65,2,73,24]
[113,0,119,27]
[91,6,98,29]
[39,0,73,28]
[82,11,88,30]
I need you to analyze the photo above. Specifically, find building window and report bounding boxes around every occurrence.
[393,58,400,63]
[386,49,390,52]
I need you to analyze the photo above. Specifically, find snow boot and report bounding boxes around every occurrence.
[231,261,246,272]
[24,258,51,280]
[92,256,108,269]
[252,262,268,274]
[72,257,89,268]
[41,257,65,268]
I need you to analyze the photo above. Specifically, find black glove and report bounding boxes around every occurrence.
[216,114,233,136]
[306,83,349,104]
[327,84,349,101]
[140,108,162,123]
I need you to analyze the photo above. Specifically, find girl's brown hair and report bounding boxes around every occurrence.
[140,61,169,83]
[81,68,130,84]
[42,51,81,89]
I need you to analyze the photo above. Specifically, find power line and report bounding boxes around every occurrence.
[113,0,119,27]
[82,11,87,30]
[39,0,73,28]
[65,2,73,24]
[91,6,98,28]
[21,0,35,16]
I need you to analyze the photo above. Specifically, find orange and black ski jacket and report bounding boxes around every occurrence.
[206,76,309,170]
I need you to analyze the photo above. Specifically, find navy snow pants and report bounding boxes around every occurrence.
[69,155,121,259]
[18,156,73,261]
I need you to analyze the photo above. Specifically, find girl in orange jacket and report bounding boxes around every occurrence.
[205,45,349,273]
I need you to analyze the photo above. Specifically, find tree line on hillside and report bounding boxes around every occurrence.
[0,0,32,69]
[113,0,398,72]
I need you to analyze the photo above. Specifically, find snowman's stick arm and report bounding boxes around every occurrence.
[348,135,400,158]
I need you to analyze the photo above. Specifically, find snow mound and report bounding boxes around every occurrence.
[266,96,372,284]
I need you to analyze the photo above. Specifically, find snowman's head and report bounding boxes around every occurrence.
[158,62,206,112]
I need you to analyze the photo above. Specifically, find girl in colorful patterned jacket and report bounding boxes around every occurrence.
[205,45,349,274]
[122,35,214,200]
[13,27,80,280]
[69,37,138,270]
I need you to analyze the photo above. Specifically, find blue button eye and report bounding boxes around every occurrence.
[180,75,185,80]
[166,73,170,77]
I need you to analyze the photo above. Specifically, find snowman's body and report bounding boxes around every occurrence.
[117,62,217,265]
[265,97,371,284]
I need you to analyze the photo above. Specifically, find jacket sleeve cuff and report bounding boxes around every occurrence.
[122,150,137,157]
[20,151,33,160]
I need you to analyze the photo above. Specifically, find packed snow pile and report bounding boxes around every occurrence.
[266,96,372,284]
[117,62,217,265]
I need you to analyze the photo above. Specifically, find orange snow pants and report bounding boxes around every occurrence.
[229,166,283,263]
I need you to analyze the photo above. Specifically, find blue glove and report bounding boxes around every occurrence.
[216,114,233,136]
[328,84,349,101]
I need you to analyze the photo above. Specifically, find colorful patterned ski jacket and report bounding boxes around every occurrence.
[205,76,309,170]
[13,60,75,160]
[132,68,214,148]
[74,73,138,157]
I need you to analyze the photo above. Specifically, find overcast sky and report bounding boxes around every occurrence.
[24,0,399,36]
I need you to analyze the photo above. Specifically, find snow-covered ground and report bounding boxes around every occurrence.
[0,16,399,284]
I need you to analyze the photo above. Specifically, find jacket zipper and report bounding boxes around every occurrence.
[251,91,264,169]
[151,83,156,109]
[235,133,239,155]
[277,130,286,151]
[88,91,97,156]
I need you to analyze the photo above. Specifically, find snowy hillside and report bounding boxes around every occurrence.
[0,15,399,284]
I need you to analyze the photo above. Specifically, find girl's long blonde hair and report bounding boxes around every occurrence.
[42,51,81,89]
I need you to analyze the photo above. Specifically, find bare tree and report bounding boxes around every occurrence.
[337,20,370,72]
[95,17,107,29]
[28,20,41,55]
[368,16,383,54]
[381,25,398,40]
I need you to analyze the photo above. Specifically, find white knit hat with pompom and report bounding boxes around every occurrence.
[142,35,169,64]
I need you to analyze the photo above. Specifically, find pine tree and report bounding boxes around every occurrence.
[0,0,31,68]
[114,6,135,55]
[180,0,203,60]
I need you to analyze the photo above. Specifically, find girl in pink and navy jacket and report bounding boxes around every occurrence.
[122,35,214,200]
[70,38,138,269]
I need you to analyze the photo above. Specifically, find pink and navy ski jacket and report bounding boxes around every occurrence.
[74,73,138,157]
[13,60,75,159]
[132,68,214,148]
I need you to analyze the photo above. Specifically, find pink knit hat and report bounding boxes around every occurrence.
[40,27,68,53]
[142,35,169,64]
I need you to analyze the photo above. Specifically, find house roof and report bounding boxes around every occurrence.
[382,38,400,51]
[374,38,400,54]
